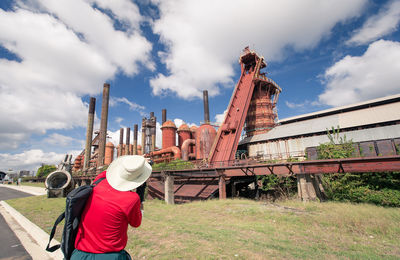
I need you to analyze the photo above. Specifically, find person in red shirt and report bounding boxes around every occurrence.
[71,155,152,260]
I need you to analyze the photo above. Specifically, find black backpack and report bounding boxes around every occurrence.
[46,177,105,260]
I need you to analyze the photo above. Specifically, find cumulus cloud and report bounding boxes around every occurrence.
[109,96,146,116]
[319,40,400,106]
[215,110,227,125]
[347,0,400,45]
[0,149,81,172]
[43,133,84,147]
[0,0,152,150]
[150,0,367,100]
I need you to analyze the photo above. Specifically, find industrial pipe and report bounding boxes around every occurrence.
[98,83,110,166]
[151,146,181,160]
[181,139,196,161]
[203,90,210,124]
[45,170,74,198]
[83,97,96,170]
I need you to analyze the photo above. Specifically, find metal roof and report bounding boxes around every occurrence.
[240,95,400,145]
[279,93,400,124]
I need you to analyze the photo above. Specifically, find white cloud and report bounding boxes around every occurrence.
[0,1,152,150]
[319,40,400,106]
[150,0,367,100]
[43,133,84,147]
[215,110,227,125]
[109,96,146,116]
[347,0,400,45]
[0,149,81,172]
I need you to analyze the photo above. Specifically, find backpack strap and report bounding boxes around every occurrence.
[46,211,65,252]
[92,177,105,186]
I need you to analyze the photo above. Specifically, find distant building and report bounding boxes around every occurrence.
[239,94,400,160]
[19,170,30,177]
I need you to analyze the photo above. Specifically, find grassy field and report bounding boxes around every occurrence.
[6,196,400,259]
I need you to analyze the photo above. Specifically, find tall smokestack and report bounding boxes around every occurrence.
[125,127,130,155]
[150,112,156,151]
[141,118,146,154]
[133,124,138,155]
[203,90,210,124]
[98,83,110,167]
[119,128,124,157]
[83,97,96,170]
[162,109,167,124]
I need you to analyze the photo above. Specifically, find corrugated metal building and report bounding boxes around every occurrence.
[239,94,400,160]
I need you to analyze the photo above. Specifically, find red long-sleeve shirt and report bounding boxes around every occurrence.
[74,171,142,253]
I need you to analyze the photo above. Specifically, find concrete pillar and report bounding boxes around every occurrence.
[97,83,110,167]
[219,175,226,199]
[165,174,175,204]
[125,127,130,155]
[83,97,96,170]
[297,174,326,201]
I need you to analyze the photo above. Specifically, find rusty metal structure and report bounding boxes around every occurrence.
[69,48,400,204]
[177,124,191,149]
[141,113,157,154]
[161,120,177,149]
[209,47,280,163]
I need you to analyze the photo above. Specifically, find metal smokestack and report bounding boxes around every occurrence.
[162,109,167,124]
[141,118,146,154]
[125,127,130,155]
[98,83,110,166]
[203,90,210,124]
[84,97,96,170]
[119,128,124,157]
[133,124,138,155]
[150,112,156,151]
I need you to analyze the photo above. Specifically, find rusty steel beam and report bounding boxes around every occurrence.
[151,156,400,178]
[222,156,400,177]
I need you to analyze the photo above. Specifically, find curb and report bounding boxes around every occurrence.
[1,201,64,259]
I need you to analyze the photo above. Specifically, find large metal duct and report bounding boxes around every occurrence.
[45,170,74,198]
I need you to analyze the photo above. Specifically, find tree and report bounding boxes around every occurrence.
[36,164,56,178]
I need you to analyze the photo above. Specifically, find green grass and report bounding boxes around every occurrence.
[6,197,400,259]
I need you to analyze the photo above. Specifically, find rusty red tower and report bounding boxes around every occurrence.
[177,123,191,149]
[209,47,281,163]
[161,120,177,149]
[245,76,280,136]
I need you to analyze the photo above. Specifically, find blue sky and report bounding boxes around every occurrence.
[1,0,400,172]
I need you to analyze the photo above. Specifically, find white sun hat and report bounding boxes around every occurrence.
[106,155,152,191]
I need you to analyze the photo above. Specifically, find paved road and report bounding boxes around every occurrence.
[0,186,32,201]
[0,187,33,260]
